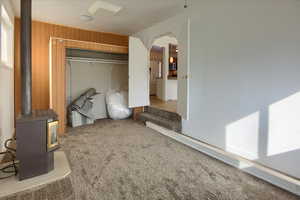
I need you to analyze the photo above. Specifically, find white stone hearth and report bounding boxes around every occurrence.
[0,151,71,198]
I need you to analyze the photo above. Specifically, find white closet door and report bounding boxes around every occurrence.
[128,36,150,108]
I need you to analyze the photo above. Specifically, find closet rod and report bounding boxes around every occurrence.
[66,57,128,65]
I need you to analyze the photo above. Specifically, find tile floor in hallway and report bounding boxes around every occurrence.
[150,96,177,113]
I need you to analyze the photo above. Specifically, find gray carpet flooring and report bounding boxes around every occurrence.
[60,119,299,200]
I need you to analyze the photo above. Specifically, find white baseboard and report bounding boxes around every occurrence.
[146,121,300,196]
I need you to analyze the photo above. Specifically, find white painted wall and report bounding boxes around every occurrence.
[0,0,14,152]
[166,79,177,101]
[135,0,300,180]
[153,36,178,47]
[66,61,128,103]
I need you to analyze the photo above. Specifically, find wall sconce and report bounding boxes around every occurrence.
[170,56,174,64]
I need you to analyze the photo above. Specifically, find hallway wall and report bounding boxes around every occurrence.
[66,61,128,103]
[166,80,177,101]
[135,0,300,180]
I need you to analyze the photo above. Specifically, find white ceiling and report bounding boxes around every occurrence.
[12,0,185,35]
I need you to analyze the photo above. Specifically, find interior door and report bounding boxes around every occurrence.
[129,36,150,108]
[177,19,190,120]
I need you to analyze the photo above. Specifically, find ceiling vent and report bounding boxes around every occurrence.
[80,14,94,22]
[88,1,122,16]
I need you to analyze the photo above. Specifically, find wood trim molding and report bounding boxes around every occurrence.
[50,38,128,134]
[62,38,128,54]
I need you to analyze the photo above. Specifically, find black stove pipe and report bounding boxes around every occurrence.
[21,0,32,115]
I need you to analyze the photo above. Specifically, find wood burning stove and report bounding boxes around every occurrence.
[16,110,59,180]
[16,0,59,181]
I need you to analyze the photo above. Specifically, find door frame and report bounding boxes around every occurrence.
[135,18,190,120]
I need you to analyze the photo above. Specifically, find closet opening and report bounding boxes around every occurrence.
[65,48,129,128]
[49,38,129,134]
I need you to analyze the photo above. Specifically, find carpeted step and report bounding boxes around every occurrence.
[145,106,181,122]
[138,112,181,132]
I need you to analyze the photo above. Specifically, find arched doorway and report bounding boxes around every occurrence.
[129,18,190,120]
[149,35,178,113]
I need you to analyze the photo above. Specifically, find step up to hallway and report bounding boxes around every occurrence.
[138,106,181,132]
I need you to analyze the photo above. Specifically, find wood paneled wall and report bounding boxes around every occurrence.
[14,19,128,115]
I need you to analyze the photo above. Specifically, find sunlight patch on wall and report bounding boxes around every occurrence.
[268,92,300,157]
[226,112,260,160]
